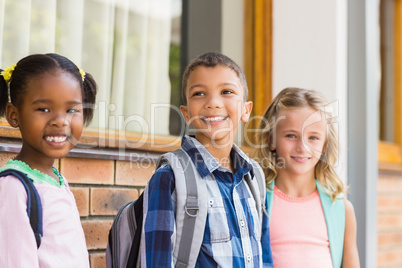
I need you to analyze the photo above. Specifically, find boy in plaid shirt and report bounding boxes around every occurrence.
[141,52,273,267]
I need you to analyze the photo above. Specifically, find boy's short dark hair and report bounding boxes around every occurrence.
[181,52,248,105]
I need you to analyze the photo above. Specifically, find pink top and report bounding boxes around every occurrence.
[0,161,89,268]
[270,186,333,268]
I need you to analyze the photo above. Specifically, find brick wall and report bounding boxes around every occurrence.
[0,151,157,268]
[378,171,402,268]
[63,156,156,268]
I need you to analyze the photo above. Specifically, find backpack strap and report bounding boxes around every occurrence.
[0,169,43,248]
[266,181,275,224]
[172,149,201,268]
[244,159,268,225]
[156,149,207,268]
[316,180,345,268]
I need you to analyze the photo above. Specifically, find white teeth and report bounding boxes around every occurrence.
[294,157,309,160]
[45,136,67,143]
[204,116,226,122]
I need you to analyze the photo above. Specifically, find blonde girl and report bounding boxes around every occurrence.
[256,87,359,268]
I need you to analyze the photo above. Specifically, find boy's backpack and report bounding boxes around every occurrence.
[0,169,43,248]
[106,148,266,268]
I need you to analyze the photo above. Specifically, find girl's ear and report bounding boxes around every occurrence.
[269,143,276,151]
[269,135,276,151]
[6,103,19,128]
[180,105,191,126]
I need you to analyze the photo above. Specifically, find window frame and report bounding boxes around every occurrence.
[244,0,273,147]
[379,0,402,166]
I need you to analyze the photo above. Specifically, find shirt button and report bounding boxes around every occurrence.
[240,220,245,227]
[209,200,214,207]
[247,254,252,261]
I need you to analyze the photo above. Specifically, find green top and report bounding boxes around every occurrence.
[0,159,64,187]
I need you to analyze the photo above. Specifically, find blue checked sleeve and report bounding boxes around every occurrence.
[143,165,176,267]
[261,193,274,267]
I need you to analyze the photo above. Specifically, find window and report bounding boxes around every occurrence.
[0,0,183,149]
[379,0,402,164]
[0,0,268,153]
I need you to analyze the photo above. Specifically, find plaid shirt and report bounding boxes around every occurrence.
[142,136,273,267]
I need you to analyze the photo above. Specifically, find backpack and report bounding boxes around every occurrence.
[106,148,266,268]
[0,169,43,248]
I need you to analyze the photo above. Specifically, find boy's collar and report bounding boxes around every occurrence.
[181,135,253,178]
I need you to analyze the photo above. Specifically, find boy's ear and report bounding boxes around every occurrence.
[241,101,253,122]
[6,103,19,128]
[180,105,191,126]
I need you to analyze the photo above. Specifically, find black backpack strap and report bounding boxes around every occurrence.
[0,169,43,248]
[126,193,144,268]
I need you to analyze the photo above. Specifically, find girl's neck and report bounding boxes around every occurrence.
[14,154,58,181]
[275,172,316,197]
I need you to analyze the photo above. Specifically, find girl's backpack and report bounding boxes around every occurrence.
[0,169,43,248]
[106,149,266,268]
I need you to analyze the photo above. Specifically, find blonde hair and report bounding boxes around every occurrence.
[255,87,345,201]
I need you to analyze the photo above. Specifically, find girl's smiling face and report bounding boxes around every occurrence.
[7,71,84,164]
[272,106,327,179]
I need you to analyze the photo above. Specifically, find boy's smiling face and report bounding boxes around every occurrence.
[180,65,252,147]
